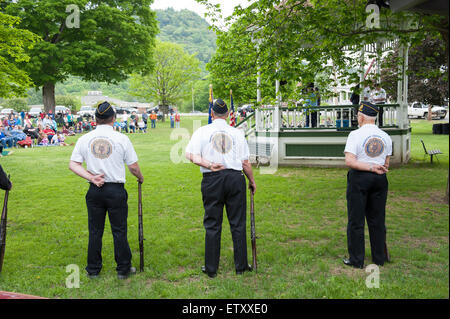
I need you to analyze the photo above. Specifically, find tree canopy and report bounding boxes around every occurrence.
[0,8,38,99]
[200,0,448,105]
[382,36,448,105]
[2,0,159,112]
[129,41,202,114]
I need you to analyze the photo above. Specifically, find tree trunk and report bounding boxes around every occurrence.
[160,104,170,122]
[427,104,432,121]
[42,83,56,114]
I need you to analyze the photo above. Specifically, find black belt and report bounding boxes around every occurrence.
[203,169,241,177]
[89,182,125,187]
[349,169,386,176]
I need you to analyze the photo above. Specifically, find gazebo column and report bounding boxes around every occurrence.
[396,43,410,129]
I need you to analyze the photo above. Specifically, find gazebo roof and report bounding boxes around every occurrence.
[390,0,449,15]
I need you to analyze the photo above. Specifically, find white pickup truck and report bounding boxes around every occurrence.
[408,102,447,119]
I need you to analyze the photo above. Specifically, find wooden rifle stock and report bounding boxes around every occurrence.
[384,228,390,263]
[0,175,10,273]
[138,182,144,272]
[250,191,257,273]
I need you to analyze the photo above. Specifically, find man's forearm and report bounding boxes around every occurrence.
[185,152,211,170]
[242,161,255,183]
[69,161,94,182]
[128,162,144,182]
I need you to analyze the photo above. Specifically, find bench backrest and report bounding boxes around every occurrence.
[421,139,428,154]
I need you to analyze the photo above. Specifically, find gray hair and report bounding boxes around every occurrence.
[359,112,377,122]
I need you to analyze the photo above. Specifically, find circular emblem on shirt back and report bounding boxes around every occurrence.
[91,138,113,159]
[364,137,385,158]
[211,132,233,155]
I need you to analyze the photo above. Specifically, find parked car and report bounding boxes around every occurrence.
[408,102,447,119]
[147,106,159,114]
[238,104,254,117]
[114,106,131,115]
[55,105,70,115]
[0,108,17,117]
[28,107,43,118]
[78,106,96,117]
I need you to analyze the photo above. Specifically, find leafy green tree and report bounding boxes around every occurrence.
[2,97,29,111]
[199,0,447,104]
[0,8,39,98]
[129,41,202,116]
[55,95,81,112]
[381,36,448,106]
[3,0,159,113]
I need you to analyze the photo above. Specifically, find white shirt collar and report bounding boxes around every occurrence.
[95,124,114,131]
[213,119,227,125]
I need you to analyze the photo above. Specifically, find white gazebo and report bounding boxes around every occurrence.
[238,40,411,167]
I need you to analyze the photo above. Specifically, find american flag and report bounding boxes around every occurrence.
[208,84,213,124]
[229,90,236,127]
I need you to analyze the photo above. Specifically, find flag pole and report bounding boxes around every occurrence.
[208,84,213,124]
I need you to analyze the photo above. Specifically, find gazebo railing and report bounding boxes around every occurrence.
[249,104,401,132]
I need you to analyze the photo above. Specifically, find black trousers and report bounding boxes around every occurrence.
[346,169,388,266]
[85,183,132,275]
[306,111,318,128]
[201,169,248,273]
[376,104,385,127]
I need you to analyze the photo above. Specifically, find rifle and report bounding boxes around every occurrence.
[0,175,10,273]
[384,228,391,263]
[250,191,257,273]
[138,182,144,272]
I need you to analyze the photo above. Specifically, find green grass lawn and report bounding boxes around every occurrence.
[0,117,448,299]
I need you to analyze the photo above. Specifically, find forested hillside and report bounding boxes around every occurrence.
[156,8,216,65]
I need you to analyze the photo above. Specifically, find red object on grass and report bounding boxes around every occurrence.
[17,136,32,148]
[0,291,46,299]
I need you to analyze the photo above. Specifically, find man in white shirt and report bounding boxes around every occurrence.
[371,82,387,127]
[69,101,144,280]
[185,98,256,278]
[343,101,392,269]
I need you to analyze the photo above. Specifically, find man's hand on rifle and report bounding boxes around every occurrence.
[249,180,256,195]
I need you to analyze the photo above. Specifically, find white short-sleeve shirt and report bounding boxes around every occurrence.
[371,88,387,104]
[70,125,138,183]
[362,87,372,102]
[344,124,392,166]
[186,119,250,173]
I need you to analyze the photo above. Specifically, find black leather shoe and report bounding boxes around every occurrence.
[201,266,217,278]
[343,258,364,269]
[87,272,100,279]
[236,264,253,275]
[117,267,137,280]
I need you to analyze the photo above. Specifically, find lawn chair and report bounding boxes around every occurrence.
[421,139,443,164]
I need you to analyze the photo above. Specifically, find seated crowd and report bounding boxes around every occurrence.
[0,112,82,152]
[0,109,149,154]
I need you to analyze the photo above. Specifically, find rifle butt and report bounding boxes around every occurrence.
[250,191,257,273]
[0,189,9,273]
[138,182,144,272]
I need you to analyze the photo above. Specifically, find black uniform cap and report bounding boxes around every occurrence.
[212,99,228,114]
[359,101,379,117]
[95,101,115,119]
